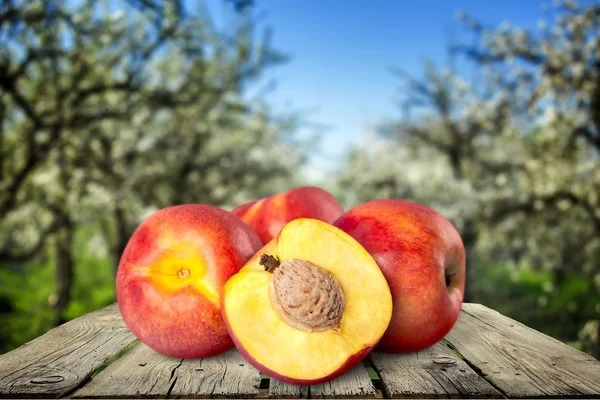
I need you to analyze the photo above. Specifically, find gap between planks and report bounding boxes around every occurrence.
[367,343,502,399]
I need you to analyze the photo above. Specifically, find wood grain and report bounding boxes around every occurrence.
[169,349,261,398]
[268,379,309,398]
[265,363,376,399]
[310,362,377,399]
[445,303,600,398]
[73,342,180,398]
[5,301,600,399]
[369,343,502,398]
[0,303,136,398]
[74,344,261,398]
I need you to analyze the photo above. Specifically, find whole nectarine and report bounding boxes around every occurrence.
[334,199,466,353]
[116,204,262,358]
[232,186,344,244]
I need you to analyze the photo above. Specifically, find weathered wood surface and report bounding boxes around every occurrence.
[0,304,137,399]
[267,363,375,399]
[310,362,377,398]
[268,379,309,398]
[369,342,502,398]
[445,303,600,398]
[2,302,600,398]
[168,350,262,398]
[73,344,261,398]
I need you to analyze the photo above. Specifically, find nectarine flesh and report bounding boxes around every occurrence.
[222,218,392,385]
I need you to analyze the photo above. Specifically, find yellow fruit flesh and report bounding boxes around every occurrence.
[223,218,392,380]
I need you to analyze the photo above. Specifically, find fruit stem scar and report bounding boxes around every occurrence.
[260,254,281,273]
[445,272,455,287]
[177,268,191,279]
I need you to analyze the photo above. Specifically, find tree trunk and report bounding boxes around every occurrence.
[0,97,4,182]
[448,144,464,180]
[595,317,600,359]
[461,223,478,303]
[113,204,130,275]
[53,223,74,326]
[594,283,600,359]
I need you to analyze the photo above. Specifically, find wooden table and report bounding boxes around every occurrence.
[1,303,600,399]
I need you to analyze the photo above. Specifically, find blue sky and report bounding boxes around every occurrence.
[201,0,552,180]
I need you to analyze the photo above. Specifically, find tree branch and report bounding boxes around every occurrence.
[491,191,600,234]
[0,76,44,128]
[0,216,62,263]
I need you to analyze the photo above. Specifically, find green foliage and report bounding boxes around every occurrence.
[0,0,306,351]
[0,261,55,354]
[472,264,599,350]
[1,0,599,360]
[0,227,116,353]
[63,229,117,321]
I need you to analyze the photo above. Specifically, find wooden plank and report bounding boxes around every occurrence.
[445,303,600,398]
[169,349,261,398]
[310,362,377,399]
[369,342,502,398]
[268,379,308,398]
[73,342,180,398]
[74,344,261,398]
[0,303,136,399]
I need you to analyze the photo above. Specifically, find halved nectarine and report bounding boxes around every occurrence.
[222,218,392,385]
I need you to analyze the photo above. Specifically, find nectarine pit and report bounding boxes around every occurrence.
[260,254,345,332]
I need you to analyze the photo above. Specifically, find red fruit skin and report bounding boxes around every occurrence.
[232,186,344,244]
[334,199,466,353]
[116,204,262,358]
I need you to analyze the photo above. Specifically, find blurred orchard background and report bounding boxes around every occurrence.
[1,0,599,358]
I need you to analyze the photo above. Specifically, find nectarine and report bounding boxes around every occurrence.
[222,218,393,385]
[334,199,466,353]
[232,186,344,244]
[116,204,262,358]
